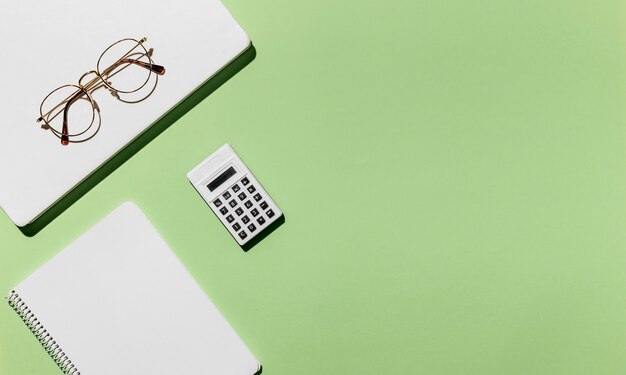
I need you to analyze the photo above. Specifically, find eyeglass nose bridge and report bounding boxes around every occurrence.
[78,70,100,89]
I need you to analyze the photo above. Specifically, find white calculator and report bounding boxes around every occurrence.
[187,144,283,246]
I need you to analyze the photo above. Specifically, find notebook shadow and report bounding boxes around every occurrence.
[242,214,286,252]
[20,45,257,237]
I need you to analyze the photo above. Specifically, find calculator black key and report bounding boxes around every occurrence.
[242,215,250,224]
[266,209,275,218]
[257,216,266,225]
[232,184,240,193]
[247,185,256,193]
[226,215,234,223]
[250,208,259,217]
[244,200,253,209]
[238,230,247,239]
[229,200,237,208]
[241,177,250,186]
[260,201,268,210]
[247,223,256,232]
[235,207,244,216]
[213,199,222,207]
[219,207,228,215]
[232,223,241,231]
[253,193,262,202]
[222,191,231,200]
[238,192,246,201]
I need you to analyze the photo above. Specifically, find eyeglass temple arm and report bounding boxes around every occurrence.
[105,58,166,76]
[61,89,86,145]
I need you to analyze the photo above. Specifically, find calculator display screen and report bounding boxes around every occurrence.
[207,166,236,191]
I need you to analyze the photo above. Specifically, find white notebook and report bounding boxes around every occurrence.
[0,0,251,227]
[5,202,260,375]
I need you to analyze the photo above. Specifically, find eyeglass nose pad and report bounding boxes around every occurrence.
[109,89,120,100]
[92,99,101,112]
[147,48,154,57]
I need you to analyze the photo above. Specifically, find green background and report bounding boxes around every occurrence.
[2,0,626,373]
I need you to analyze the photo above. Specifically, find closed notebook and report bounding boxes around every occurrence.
[0,0,251,227]
[5,202,260,375]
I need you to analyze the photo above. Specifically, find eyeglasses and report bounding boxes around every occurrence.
[37,37,166,146]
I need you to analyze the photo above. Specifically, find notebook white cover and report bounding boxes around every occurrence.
[6,202,260,374]
[0,0,251,227]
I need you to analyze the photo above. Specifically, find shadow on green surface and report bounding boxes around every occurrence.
[242,214,285,252]
[20,45,257,237]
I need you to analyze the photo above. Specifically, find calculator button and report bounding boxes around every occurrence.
[241,177,250,186]
[244,200,253,209]
[257,216,266,226]
[247,185,256,193]
[222,191,231,200]
[225,215,234,223]
[229,200,237,208]
[238,230,247,239]
[232,184,240,193]
[219,207,228,215]
[241,215,250,224]
[250,208,259,217]
[253,193,262,202]
[235,207,244,216]
[232,223,241,231]
[260,201,268,210]
[266,209,275,218]
[213,199,222,207]
[247,223,256,232]
[238,192,246,201]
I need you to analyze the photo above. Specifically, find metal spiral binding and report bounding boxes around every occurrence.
[6,291,81,375]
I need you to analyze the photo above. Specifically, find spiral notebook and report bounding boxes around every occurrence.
[5,202,261,374]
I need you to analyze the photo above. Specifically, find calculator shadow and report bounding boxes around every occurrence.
[19,44,257,237]
[242,214,286,252]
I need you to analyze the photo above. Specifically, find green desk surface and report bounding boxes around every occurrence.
[2,1,626,373]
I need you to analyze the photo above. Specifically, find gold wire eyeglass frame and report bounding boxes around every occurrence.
[37,37,166,146]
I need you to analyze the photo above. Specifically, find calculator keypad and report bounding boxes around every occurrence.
[208,174,281,245]
[189,144,284,247]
